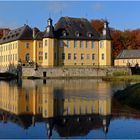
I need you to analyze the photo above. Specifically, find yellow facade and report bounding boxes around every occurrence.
[33,40,43,66]
[115,59,140,67]
[42,38,57,67]
[0,41,18,69]
[99,40,112,66]
[57,40,99,66]
[0,38,112,69]
[41,39,111,67]
[0,39,43,70]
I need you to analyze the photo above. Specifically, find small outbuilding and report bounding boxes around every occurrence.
[114,50,140,67]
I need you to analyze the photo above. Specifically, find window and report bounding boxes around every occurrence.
[25,53,30,62]
[63,31,66,36]
[81,53,84,60]
[80,41,83,48]
[44,109,47,116]
[39,56,43,60]
[26,106,29,112]
[13,44,14,49]
[26,43,29,48]
[92,41,94,48]
[39,52,43,55]
[5,55,7,62]
[45,40,47,46]
[16,43,18,48]
[92,54,95,60]
[102,53,104,60]
[68,53,71,60]
[62,53,65,60]
[39,42,42,48]
[45,53,47,59]
[100,41,104,48]
[67,40,70,48]
[75,31,80,37]
[74,40,78,48]
[86,41,88,48]
[25,94,29,101]
[88,33,92,37]
[15,54,17,61]
[13,54,14,61]
[86,54,90,59]
[74,53,77,60]
[59,40,64,48]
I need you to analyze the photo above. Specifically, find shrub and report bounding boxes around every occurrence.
[113,71,130,76]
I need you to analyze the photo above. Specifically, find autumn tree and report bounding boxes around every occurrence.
[90,19,104,34]
[90,19,140,59]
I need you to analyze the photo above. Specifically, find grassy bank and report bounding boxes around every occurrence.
[114,83,140,110]
[22,75,140,81]
[102,75,140,82]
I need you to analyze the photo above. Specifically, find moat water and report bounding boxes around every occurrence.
[0,79,140,139]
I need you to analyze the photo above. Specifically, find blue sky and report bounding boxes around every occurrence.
[0,1,140,31]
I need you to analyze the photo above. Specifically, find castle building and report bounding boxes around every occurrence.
[0,17,112,69]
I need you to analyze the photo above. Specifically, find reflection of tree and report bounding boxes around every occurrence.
[112,97,140,119]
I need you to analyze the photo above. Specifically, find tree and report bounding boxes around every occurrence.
[90,19,104,34]
[90,19,140,59]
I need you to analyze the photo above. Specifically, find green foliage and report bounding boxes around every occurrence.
[112,71,130,76]
[114,83,140,110]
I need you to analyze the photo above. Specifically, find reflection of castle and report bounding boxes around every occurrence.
[0,80,111,138]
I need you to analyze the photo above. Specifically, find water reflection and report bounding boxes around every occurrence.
[0,79,137,138]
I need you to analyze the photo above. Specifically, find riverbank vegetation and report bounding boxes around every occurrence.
[103,75,140,82]
[114,83,140,110]
[0,72,17,80]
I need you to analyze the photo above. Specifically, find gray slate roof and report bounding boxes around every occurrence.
[54,17,100,40]
[0,16,112,44]
[0,25,44,44]
[116,50,140,59]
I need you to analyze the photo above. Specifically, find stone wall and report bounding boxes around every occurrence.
[22,66,131,78]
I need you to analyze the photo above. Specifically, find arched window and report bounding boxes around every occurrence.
[25,53,30,62]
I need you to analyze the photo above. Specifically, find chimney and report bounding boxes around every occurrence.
[33,27,40,39]
[2,28,10,37]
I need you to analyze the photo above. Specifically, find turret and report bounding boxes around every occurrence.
[42,17,57,67]
[44,17,54,38]
[99,19,112,66]
[100,20,112,40]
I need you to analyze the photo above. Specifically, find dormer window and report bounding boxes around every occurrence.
[46,27,50,33]
[75,31,80,37]
[87,32,92,37]
[63,31,67,36]
[103,29,106,36]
